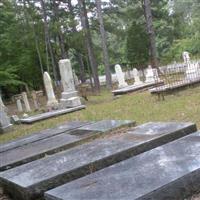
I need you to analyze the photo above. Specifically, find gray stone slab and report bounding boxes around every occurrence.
[112,81,164,96]
[0,111,13,134]
[0,122,196,200]
[0,121,91,153]
[45,131,200,200]
[0,120,134,171]
[20,105,86,124]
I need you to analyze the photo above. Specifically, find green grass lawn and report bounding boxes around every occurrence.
[1,86,200,144]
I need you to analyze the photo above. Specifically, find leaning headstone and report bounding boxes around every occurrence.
[145,65,155,83]
[132,68,143,85]
[10,115,20,125]
[21,92,31,112]
[0,110,13,134]
[59,59,82,108]
[115,64,128,88]
[16,99,23,112]
[43,72,59,109]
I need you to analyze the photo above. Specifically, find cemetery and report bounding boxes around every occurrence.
[1,0,200,200]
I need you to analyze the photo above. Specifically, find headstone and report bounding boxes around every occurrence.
[0,111,13,134]
[115,64,128,88]
[73,70,80,86]
[182,51,190,64]
[59,59,82,108]
[31,90,39,110]
[0,94,6,112]
[145,65,155,83]
[132,68,143,85]
[21,92,31,112]
[10,115,20,125]
[43,72,59,108]
[16,99,23,112]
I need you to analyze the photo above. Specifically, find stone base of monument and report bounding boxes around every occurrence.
[112,80,164,96]
[0,122,196,200]
[60,97,82,108]
[61,91,78,99]
[20,105,85,124]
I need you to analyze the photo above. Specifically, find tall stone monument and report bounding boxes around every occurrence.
[115,64,128,88]
[59,59,82,108]
[132,68,143,85]
[21,92,31,112]
[43,72,58,108]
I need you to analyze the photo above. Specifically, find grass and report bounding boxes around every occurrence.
[0,86,200,144]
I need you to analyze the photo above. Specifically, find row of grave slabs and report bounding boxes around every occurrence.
[0,119,200,200]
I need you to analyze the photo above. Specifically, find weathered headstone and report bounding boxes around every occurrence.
[182,51,190,64]
[31,91,39,110]
[43,72,58,108]
[10,115,20,125]
[21,92,31,112]
[115,64,128,88]
[145,65,155,83]
[73,70,80,86]
[0,95,6,112]
[132,68,143,85]
[59,59,82,108]
[0,111,12,134]
[16,99,23,112]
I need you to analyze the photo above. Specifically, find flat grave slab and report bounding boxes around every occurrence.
[112,81,164,96]
[45,131,200,200]
[0,121,91,153]
[150,77,200,94]
[0,122,196,200]
[20,105,86,124]
[0,120,134,171]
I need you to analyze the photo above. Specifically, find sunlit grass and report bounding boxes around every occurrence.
[1,86,200,143]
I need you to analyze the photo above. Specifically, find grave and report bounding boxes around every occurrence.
[45,131,200,200]
[20,105,86,124]
[0,122,196,200]
[21,92,31,112]
[0,121,91,153]
[0,111,13,134]
[0,120,134,171]
[112,81,163,96]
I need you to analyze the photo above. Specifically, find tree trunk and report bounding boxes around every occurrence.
[96,0,112,89]
[68,0,86,83]
[78,0,100,92]
[52,0,68,59]
[143,0,158,68]
[40,0,59,81]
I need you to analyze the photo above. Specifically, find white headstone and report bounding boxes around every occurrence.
[0,94,7,112]
[43,72,58,108]
[16,99,23,112]
[21,92,31,112]
[32,90,40,110]
[132,68,143,85]
[182,51,190,64]
[0,110,13,133]
[115,64,128,88]
[59,59,82,108]
[73,70,80,86]
[145,65,155,83]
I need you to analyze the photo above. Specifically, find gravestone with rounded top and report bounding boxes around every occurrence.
[115,64,128,88]
[132,68,143,85]
[43,72,58,108]
[59,59,82,108]
[21,92,31,112]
